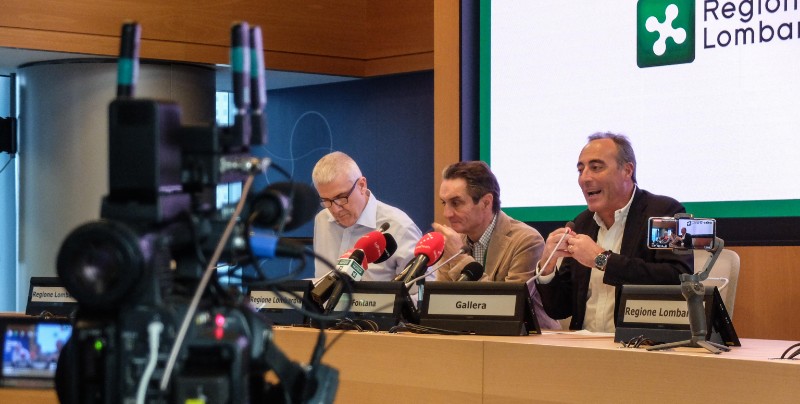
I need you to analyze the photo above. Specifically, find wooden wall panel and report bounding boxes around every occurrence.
[728,246,800,341]
[367,0,434,59]
[0,0,433,76]
[432,0,460,226]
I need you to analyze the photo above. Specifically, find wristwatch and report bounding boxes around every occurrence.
[594,250,612,271]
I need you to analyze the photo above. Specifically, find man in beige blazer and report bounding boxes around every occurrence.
[432,161,560,329]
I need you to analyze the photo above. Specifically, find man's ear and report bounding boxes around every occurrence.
[481,193,493,210]
[623,162,634,179]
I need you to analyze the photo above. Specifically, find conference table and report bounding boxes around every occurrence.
[270,327,800,403]
[2,327,799,403]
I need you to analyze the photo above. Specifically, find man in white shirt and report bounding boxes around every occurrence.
[312,151,422,281]
[535,133,693,332]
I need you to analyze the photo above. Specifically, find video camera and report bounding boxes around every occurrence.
[53,22,336,403]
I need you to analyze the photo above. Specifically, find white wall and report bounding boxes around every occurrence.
[14,60,214,311]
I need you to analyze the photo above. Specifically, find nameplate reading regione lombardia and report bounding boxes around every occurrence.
[622,299,703,325]
[30,286,77,303]
[250,290,304,310]
[333,293,396,314]
[427,294,517,316]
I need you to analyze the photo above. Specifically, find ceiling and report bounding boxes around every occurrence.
[0,47,358,90]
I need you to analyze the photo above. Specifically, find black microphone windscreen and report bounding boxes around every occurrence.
[374,233,397,264]
[251,182,319,231]
[379,222,390,232]
[348,249,366,265]
[565,221,575,230]
[459,261,485,282]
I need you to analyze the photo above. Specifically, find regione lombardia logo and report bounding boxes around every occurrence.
[637,0,695,67]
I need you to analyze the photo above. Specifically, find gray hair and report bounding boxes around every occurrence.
[312,151,363,187]
[587,132,637,184]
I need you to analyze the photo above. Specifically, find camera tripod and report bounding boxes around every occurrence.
[647,237,730,354]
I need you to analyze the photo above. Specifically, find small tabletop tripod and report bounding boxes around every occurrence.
[647,236,730,354]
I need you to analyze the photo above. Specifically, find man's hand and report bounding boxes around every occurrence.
[431,222,465,258]
[538,226,575,276]
[565,234,605,269]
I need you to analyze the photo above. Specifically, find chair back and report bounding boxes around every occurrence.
[694,249,740,319]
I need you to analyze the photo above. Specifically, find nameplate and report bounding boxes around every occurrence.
[615,284,740,346]
[333,293,396,314]
[29,286,76,303]
[420,282,540,336]
[249,290,304,310]
[426,294,516,316]
[621,299,700,325]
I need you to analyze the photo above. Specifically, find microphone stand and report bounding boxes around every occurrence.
[647,237,730,354]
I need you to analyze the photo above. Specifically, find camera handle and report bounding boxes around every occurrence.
[647,236,731,354]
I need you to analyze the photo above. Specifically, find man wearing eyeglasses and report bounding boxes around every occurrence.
[311,151,423,281]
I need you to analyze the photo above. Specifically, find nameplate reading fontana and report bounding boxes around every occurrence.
[427,294,516,316]
[333,293,396,314]
[622,299,705,325]
[30,286,77,303]
[250,290,304,310]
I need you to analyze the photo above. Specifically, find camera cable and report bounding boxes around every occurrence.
[136,320,164,404]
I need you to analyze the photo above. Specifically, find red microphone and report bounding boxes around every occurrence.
[394,232,446,283]
[311,231,386,308]
[354,230,386,264]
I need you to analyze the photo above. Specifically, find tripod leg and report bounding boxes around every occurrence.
[646,339,693,351]
[697,340,730,354]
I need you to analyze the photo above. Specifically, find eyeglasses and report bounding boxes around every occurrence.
[319,178,360,208]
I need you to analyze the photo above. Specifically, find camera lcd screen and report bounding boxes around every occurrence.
[677,218,716,250]
[648,217,716,250]
[1,319,72,386]
[648,217,678,249]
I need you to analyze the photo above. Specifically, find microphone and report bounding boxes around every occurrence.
[249,181,319,231]
[248,25,267,145]
[230,22,251,146]
[339,248,367,270]
[402,244,472,287]
[247,229,307,258]
[311,249,366,306]
[457,262,485,282]
[373,222,396,264]
[116,22,140,98]
[534,221,575,280]
[310,231,386,308]
[334,249,367,281]
[355,230,387,263]
[374,233,397,264]
[395,232,446,284]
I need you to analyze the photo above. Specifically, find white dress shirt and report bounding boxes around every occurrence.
[582,188,636,333]
[313,191,422,281]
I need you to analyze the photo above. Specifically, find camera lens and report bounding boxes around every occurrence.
[57,220,145,311]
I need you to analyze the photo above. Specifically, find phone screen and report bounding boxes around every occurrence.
[647,217,716,250]
[677,218,716,250]
[648,217,677,249]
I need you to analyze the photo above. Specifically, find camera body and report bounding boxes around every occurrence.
[54,97,325,403]
[648,215,717,251]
